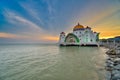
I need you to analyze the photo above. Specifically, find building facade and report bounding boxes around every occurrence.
[59,23,99,46]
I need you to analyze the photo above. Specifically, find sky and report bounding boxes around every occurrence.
[0,0,120,43]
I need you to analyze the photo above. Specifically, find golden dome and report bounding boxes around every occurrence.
[73,23,84,31]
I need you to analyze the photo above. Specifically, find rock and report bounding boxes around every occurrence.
[106,60,114,64]
[111,77,120,80]
[111,72,120,80]
[108,49,116,55]
[113,63,118,66]
[112,70,120,75]
[113,58,120,66]
[117,55,120,57]
[106,71,112,80]
[114,58,120,62]
[109,55,117,58]
[113,64,120,70]
[105,46,120,80]
[105,67,113,71]
[115,49,120,55]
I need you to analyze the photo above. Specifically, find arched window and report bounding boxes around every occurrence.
[85,31,88,33]
[86,38,88,42]
[91,39,92,42]
[79,35,81,37]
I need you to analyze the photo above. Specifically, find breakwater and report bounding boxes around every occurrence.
[104,43,120,80]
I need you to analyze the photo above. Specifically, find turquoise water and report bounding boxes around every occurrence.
[0,44,107,80]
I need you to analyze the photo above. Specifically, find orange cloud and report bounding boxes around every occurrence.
[93,27,120,39]
[0,33,18,38]
[0,32,59,42]
[42,36,59,41]
[0,32,33,39]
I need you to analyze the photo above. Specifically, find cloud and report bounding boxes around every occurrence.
[17,0,59,33]
[0,32,33,40]
[0,32,59,43]
[0,32,18,38]
[18,1,44,25]
[1,9,60,42]
[42,36,59,41]
[44,0,54,15]
[3,9,45,34]
[14,16,44,34]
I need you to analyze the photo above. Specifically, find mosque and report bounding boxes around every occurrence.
[59,23,99,46]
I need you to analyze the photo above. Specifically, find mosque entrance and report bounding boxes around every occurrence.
[65,33,79,44]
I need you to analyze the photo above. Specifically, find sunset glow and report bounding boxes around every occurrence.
[0,0,120,43]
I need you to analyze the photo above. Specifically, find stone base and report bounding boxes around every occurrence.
[59,44,98,47]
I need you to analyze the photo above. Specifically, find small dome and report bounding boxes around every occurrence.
[73,23,84,31]
[86,26,91,29]
[60,32,65,34]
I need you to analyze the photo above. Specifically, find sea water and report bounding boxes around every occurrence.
[0,44,107,80]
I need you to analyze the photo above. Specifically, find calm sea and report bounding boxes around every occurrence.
[0,44,107,80]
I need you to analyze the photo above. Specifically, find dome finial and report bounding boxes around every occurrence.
[73,23,84,31]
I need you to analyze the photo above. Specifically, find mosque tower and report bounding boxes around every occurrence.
[59,32,66,45]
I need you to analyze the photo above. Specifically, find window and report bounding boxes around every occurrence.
[86,38,88,42]
[91,39,92,42]
[85,31,88,33]
[79,35,81,37]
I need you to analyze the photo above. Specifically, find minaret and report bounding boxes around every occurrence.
[59,32,66,45]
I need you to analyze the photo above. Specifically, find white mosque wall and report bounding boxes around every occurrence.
[59,24,99,46]
[59,34,65,44]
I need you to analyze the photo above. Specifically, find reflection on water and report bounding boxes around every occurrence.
[0,44,107,80]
